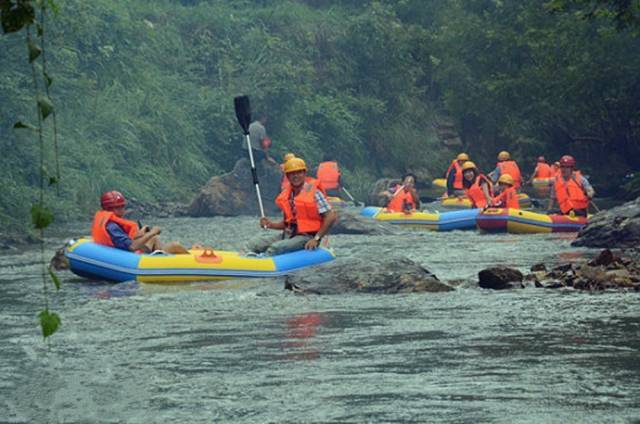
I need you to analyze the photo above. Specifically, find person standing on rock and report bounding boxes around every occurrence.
[245,114,276,164]
[547,155,594,217]
[247,157,337,256]
[92,191,188,254]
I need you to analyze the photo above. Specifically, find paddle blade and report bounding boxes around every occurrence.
[234,95,251,135]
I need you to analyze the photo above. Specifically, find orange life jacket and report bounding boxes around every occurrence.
[275,178,323,234]
[554,174,589,214]
[491,186,519,209]
[91,210,138,248]
[465,174,493,208]
[446,160,464,190]
[534,163,553,178]
[317,161,341,190]
[497,160,522,188]
[387,187,417,212]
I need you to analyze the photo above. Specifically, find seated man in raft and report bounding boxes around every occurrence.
[248,157,337,256]
[92,191,188,254]
[446,153,469,198]
[379,173,420,213]
[461,161,492,208]
[547,155,594,217]
[489,150,522,190]
[490,174,519,209]
[526,156,553,184]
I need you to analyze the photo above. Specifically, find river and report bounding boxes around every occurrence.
[1,214,639,423]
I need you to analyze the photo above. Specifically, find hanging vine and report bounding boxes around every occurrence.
[1,0,62,340]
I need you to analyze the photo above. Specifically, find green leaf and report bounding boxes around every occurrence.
[28,37,42,62]
[13,121,37,130]
[37,95,54,120]
[48,268,61,291]
[38,309,61,339]
[31,204,54,229]
[0,1,35,33]
[44,71,52,87]
[48,176,59,185]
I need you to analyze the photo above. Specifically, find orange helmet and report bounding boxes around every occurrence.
[497,151,510,161]
[498,174,514,185]
[461,161,477,171]
[457,153,470,161]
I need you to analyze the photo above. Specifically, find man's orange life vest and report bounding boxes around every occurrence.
[491,186,519,209]
[554,174,589,214]
[275,179,323,234]
[534,163,553,178]
[317,161,341,190]
[446,160,464,190]
[387,187,417,212]
[91,210,138,248]
[497,160,522,188]
[465,174,493,208]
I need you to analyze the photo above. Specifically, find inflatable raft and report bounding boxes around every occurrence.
[64,238,335,283]
[432,178,447,189]
[327,196,349,208]
[476,208,588,234]
[531,177,554,189]
[360,207,479,231]
[440,193,531,209]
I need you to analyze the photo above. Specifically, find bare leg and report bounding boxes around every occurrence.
[161,241,189,254]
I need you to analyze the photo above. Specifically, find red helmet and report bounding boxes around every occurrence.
[100,191,127,210]
[559,155,576,168]
[537,156,545,163]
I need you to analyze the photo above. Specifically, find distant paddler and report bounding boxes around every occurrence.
[247,157,337,256]
[379,173,420,213]
[547,155,595,217]
[461,161,493,209]
[527,156,554,185]
[490,174,520,209]
[489,151,522,190]
[446,152,470,198]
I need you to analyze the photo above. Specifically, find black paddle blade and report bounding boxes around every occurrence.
[234,95,252,135]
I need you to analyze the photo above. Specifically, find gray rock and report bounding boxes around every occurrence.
[572,197,640,248]
[332,209,394,235]
[188,158,283,217]
[530,263,547,272]
[478,266,524,290]
[367,178,400,207]
[285,256,452,294]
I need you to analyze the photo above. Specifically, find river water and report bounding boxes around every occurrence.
[1,213,639,423]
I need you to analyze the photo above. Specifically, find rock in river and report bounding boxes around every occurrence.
[572,197,640,248]
[285,256,452,294]
[478,267,524,290]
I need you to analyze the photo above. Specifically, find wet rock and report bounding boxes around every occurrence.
[588,249,620,267]
[572,197,640,248]
[50,246,70,270]
[188,158,283,217]
[552,263,573,273]
[478,267,523,290]
[332,209,394,235]
[285,256,452,295]
[530,263,547,272]
[367,178,400,207]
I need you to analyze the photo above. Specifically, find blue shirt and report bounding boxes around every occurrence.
[106,221,133,251]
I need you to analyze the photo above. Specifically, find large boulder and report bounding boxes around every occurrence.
[478,266,524,290]
[572,197,640,248]
[285,256,452,294]
[188,158,282,217]
[332,209,395,235]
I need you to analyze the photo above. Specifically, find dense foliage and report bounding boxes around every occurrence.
[2,0,639,231]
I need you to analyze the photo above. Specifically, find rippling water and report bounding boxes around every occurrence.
[2,213,639,423]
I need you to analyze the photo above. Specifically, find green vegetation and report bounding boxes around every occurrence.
[2,0,639,234]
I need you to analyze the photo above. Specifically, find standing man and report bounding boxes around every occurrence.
[247,157,338,256]
[548,155,594,217]
[446,152,469,197]
[245,114,276,164]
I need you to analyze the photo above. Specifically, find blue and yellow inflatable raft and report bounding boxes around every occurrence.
[440,193,531,209]
[360,207,479,231]
[64,238,335,283]
[476,208,588,234]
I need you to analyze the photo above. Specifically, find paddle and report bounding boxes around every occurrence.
[234,95,266,219]
[340,186,362,207]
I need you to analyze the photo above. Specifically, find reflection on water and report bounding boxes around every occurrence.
[1,215,639,423]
